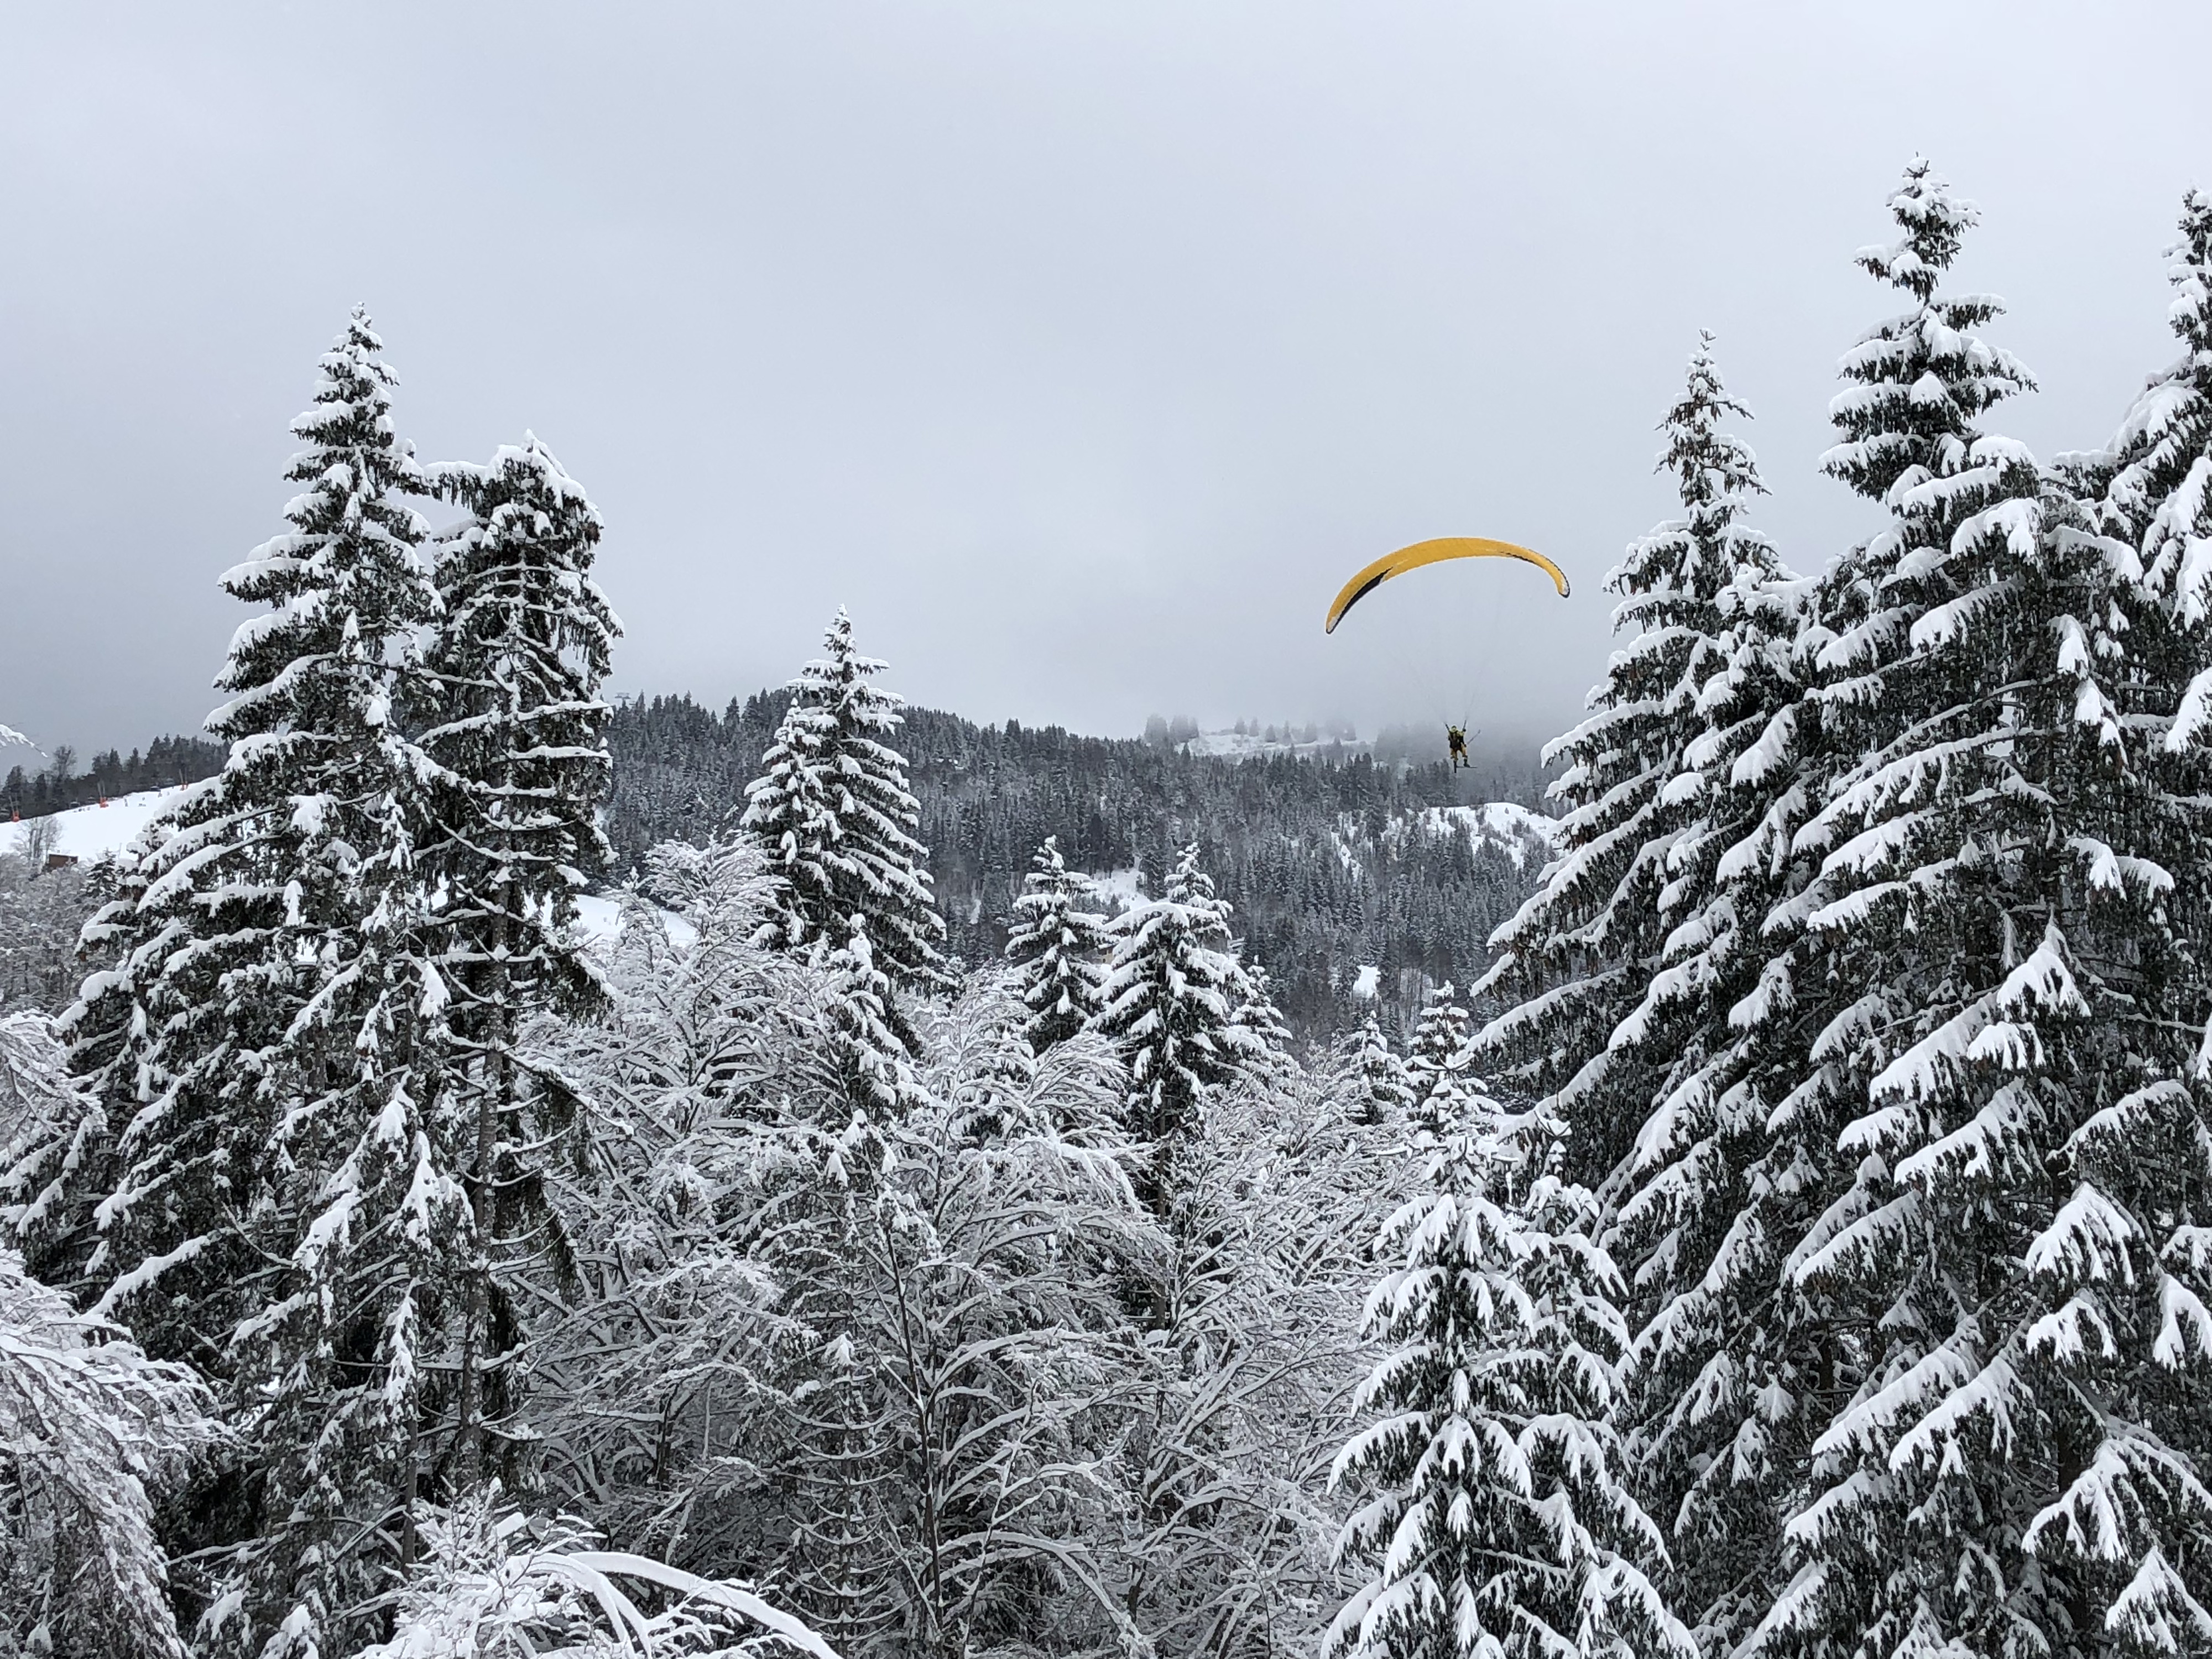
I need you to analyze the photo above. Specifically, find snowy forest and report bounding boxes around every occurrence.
[600,693,1550,1034]
[5,160,2212,1659]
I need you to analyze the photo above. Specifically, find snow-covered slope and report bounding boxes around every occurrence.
[19,786,191,862]
[1386,801,1561,870]
[1088,868,1146,913]
[1182,729,1365,762]
[22,790,699,948]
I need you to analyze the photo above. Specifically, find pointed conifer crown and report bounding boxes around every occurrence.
[1612,333,1783,629]
[1855,156,1974,302]
[490,432,602,526]
[2101,189,2212,579]
[1164,841,1212,905]
[285,305,421,504]
[1030,835,1067,879]
[790,607,904,737]
[2170,189,2212,361]
[1658,332,1765,512]
[216,305,436,728]
[1823,158,2034,507]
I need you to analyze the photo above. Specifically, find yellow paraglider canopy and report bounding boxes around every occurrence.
[1323,538,1571,634]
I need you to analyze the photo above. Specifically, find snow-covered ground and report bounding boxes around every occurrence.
[572,891,698,948]
[1089,868,1146,912]
[14,786,191,862]
[1181,729,1366,762]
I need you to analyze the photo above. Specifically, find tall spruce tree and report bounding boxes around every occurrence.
[1003,836,1109,1053]
[1330,1073,1691,1659]
[1477,338,1788,1193]
[2099,184,2212,1659]
[1093,844,1262,1217]
[418,434,620,1493]
[742,610,948,1007]
[68,309,468,1655]
[1725,161,2212,1659]
[1538,345,1813,1647]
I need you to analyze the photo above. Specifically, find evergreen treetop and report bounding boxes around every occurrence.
[1094,844,1263,1209]
[1004,835,1110,1053]
[421,431,620,977]
[1404,982,1476,1138]
[1343,1012,1413,1129]
[2103,192,2212,750]
[742,610,948,999]
[1820,157,2035,506]
[67,309,471,1655]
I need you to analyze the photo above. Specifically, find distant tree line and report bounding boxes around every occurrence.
[12,695,1551,1041]
[604,690,1551,1037]
[1,734,223,820]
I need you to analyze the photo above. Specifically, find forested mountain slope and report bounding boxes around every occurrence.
[7,695,1551,1039]
[604,691,1552,1035]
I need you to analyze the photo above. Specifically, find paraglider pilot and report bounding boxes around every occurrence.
[1446,725,1469,770]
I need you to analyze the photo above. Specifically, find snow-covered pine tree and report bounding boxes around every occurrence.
[67,309,469,1655]
[1404,982,1475,1135]
[2106,192,2212,745]
[1093,843,1262,1216]
[1343,1013,1413,1128]
[1531,345,1815,1646]
[1739,162,2212,1659]
[419,434,620,1493]
[782,1331,903,1658]
[2075,197,2212,1659]
[1229,958,1296,1079]
[1003,834,1109,1052]
[819,919,924,1129]
[1476,336,1788,1193]
[742,609,948,1007]
[1330,1074,1691,1659]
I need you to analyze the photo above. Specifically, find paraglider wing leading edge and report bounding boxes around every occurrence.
[1322,538,1571,633]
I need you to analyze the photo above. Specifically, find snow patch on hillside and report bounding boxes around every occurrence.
[1089,868,1145,913]
[1182,730,1366,762]
[573,893,699,949]
[17,786,191,863]
[25,789,702,948]
[1389,801,1561,870]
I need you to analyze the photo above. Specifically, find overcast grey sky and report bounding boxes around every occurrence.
[2,2,2205,760]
